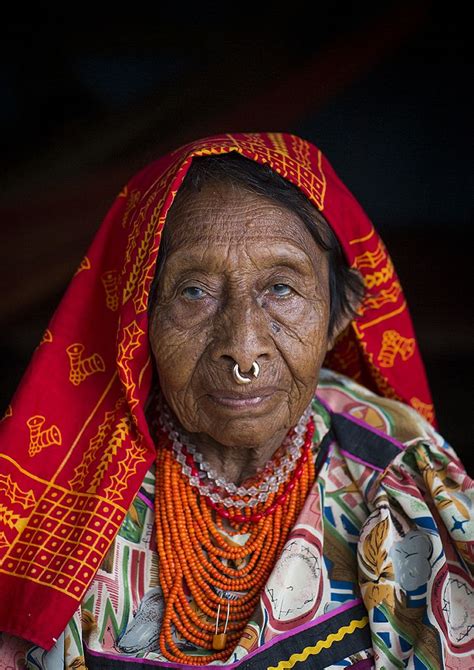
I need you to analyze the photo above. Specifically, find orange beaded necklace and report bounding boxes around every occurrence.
[154,407,316,665]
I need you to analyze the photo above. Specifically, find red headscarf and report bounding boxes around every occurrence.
[0,133,434,649]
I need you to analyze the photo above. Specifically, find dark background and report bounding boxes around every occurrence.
[1,2,472,471]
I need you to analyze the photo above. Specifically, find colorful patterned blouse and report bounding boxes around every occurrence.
[1,370,473,669]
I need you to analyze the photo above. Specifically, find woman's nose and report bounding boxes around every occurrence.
[210,297,271,373]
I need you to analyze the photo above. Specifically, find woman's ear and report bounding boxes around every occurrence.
[326,314,353,352]
[327,268,364,351]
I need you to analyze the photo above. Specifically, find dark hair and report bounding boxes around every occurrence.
[149,152,364,339]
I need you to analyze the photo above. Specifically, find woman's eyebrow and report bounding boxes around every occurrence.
[253,247,317,272]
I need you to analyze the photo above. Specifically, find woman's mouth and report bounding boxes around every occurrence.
[207,388,277,409]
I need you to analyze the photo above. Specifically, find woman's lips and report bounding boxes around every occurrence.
[207,388,277,409]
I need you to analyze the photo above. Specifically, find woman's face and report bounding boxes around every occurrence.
[149,181,333,450]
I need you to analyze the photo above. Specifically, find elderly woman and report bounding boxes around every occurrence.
[0,133,472,669]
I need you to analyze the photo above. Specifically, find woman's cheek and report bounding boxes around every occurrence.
[271,294,324,321]
[153,318,212,388]
[275,303,329,382]
[271,299,328,342]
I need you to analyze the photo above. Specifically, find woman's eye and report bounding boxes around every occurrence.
[270,283,292,297]
[182,286,206,300]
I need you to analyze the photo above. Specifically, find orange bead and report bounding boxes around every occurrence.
[212,633,227,651]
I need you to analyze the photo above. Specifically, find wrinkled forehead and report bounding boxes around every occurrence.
[162,179,317,252]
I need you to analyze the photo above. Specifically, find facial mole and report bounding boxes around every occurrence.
[271,322,281,333]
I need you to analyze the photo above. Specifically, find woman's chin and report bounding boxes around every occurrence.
[205,425,283,451]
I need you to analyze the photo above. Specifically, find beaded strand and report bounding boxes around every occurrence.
[154,408,316,665]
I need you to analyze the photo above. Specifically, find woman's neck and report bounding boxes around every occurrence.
[187,428,289,485]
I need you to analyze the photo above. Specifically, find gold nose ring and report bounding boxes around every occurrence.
[232,362,260,384]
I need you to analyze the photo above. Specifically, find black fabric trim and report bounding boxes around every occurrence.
[84,601,370,669]
[314,427,335,474]
[238,601,370,669]
[331,413,400,470]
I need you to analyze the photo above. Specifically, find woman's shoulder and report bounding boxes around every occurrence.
[315,368,469,497]
[317,367,445,449]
